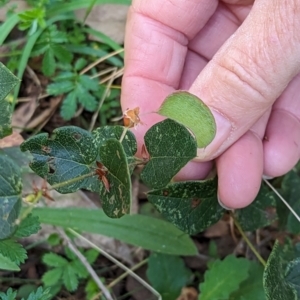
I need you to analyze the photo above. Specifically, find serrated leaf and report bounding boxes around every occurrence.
[0,63,20,138]
[229,262,266,300]
[0,253,20,271]
[42,268,63,287]
[79,75,99,92]
[85,248,99,265]
[0,239,27,265]
[51,44,72,63]
[60,90,77,120]
[14,214,40,238]
[20,126,98,193]
[42,253,68,268]
[47,80,74,95]
[77,90,97,111]
[148,178,224,234]
[32,207,197,256]
[26,287,51,300]
[147,253,192,300]
[199,255,251,300]
[0,154,22,239]
[263,240,297,300]
[63,265,78,292]
[98,139,131,218]
[285,258,300,297]
[234,183,276,231]
[158,91,216,148]
[141,119,197,189]
[42,49,56,76]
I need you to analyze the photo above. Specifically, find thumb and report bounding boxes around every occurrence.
[192,0,300,161]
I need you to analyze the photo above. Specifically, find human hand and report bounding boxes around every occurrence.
[121,0,300,209]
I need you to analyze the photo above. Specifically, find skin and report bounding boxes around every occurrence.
[121,0,300,209]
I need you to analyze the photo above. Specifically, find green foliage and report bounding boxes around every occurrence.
[42,247,99,292]
[0,63,20,138]
[32,207,197,256]
[0,286,51,300]
[18,7,46,35]
[148,178,224,234]
[199,255,251,300]
[0,239,27,265]
[141,119,197,189]
[14,214,41,238]
[147,253,192,300]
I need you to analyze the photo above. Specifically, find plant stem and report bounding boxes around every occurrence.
[119,127,129,144]
[231,212,267,267]
[58,228,113,300]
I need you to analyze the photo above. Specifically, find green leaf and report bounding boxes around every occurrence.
[42,48,56,76]
[263,240,297,300]
[158,91,216,148]
[0,253,20,271]
[199,255,251,300]
[42,253,68,268]
[20,126,98,193]
[229,262,266,300]
[147,253,192,300]
[0,288,17,300]
[98,139,132,218]
[286,258,300,297]
[47,80,74,95]
[26,287,51,300]
[0,154,22,239]
[63,265,78,292]
[141,119,197,189]
[0,239,27,265]
[14,214,40,238]
[79,75,99,92]
[32,207,197,256]
[51,44,72,63]
[0,63,20,138]
[234,183,276,231]
[148,178,224,234]
[77,90,97,111]
[42,268,63,287]
[60,90,77,120]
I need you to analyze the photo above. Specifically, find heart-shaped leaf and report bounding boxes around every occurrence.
[0,153,22,239]
[0,63,20,138]
[158,91,216,148]
[234,183,276,231]
[147,178,224,234]
[141,119,197,189]
[20,126,98,193]
[98,139,131,218]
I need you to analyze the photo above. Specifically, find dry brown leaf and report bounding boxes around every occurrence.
[204,219,229,238]
[0,131,24,148]
[176,287,198,300]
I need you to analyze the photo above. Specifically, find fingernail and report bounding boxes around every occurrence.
[217,193,233,210]
[262,175,274,180]
[196,109,232,160]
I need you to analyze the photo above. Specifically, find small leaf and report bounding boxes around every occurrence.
[42,268,63,287]
[98,139,131,218]
[147,253,192,300]
[0,253,20,271]
[199,255,251,300]
[0,239,27,265]
[263,240,297,300]
[158,91,216,148]
[60,90,77,120]
[51,44,72,63]
[0,154,22,239]
[0,63,20,138]
[286,258,300,297]
[42,49,56,76]
[141,119,197,189]
[148,178,224,234]
[20,126,98,193]
[42,253,68,268]
[63,265,78,292]
[14,214,40,238]
[26,287,52,300]
[0,288,18,300]
[234,183,276,231]
[79,75,99,92]
[47,80,74,96]
[33,207,197,256]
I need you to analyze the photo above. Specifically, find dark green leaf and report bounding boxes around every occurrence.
[286,258,300,297]
[20,126,98,193]
[158,91,216,148]
[51,44,72,63]
[234,183,276,231]
[77,90,97,111]
[63,265,78,292]
[199,255,251,300]
[0,63,20,138]
[98,139,131,218]
[47,80,74,95]
[42,48,56,76]
[0,239,27,265]
[263,240,297,300]
[42,268,63,287]
[32,207,197,256]
[147,253,192,300]
[42,253,68,268]
[229,262,266,300]
[14,214,40,238]
[60,90,77,120]
[0,154,22,239]
[0,253,20,271]
[74,58,87,71]
[148,178,224,234]
[141,119,197,189]
[3,147,33,174]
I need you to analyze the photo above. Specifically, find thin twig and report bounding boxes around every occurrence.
[58,228,113,300]
[68,228,162,300]
[263,178,300,223]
